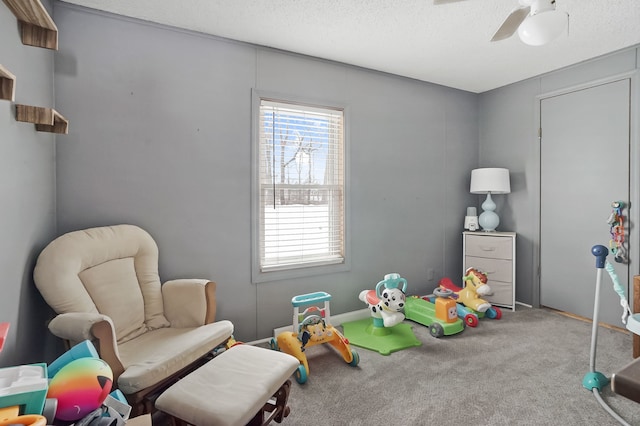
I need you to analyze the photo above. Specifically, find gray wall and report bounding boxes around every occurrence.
[0,1,59,366]
[52,3,479,342]
[479,47,640,306]
[3,1,638,364]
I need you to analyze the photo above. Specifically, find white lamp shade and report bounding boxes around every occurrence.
[470,168,511,194]
[518,9,567,46]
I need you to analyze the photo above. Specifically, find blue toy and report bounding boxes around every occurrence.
[0,339,128,425]
[47,340,99,379]
[583,245,635,426]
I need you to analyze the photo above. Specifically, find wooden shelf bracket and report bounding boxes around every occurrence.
[15,104,68,134]
[0,64,16,101]
[2,0,58,50]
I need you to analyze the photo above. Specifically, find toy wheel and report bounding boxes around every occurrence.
[295,365,307,384]
[492,306,502,319]
[349,349,360,367]
[429,323,444,338]
[464,314,479,327]
[433,288,453,298]
[485,306,502,319]
[269,338,279,351]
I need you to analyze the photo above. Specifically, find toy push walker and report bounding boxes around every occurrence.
[270,292,359,384]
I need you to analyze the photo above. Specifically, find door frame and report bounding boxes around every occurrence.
[532,70,640,309]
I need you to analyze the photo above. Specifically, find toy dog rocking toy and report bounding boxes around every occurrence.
[359,284,406,328]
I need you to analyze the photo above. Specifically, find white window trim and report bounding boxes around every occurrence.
[251,89,351,283]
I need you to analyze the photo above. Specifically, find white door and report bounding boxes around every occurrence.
[540,78,630,327]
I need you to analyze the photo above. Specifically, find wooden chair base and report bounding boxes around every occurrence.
[247,380,292,426]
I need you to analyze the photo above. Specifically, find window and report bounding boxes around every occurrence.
[252,91,348,282]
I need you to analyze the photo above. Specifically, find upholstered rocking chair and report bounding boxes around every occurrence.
[33,224,234,415]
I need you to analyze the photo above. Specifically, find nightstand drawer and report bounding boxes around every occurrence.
[463,231,516,310]
[465,256,512,283]
[484,281,512,306]
[465,235,513,260]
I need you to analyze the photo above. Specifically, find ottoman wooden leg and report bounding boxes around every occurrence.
[247,379,292,426]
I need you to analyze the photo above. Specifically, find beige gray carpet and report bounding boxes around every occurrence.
[278,307,639,425]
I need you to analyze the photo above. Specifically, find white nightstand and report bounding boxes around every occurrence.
[463,231,516,311]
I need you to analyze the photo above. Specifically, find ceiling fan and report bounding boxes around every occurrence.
[435,0,569,46]
[491,0,568,45]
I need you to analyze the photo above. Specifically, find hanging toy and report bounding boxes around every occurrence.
[607,201,627,263]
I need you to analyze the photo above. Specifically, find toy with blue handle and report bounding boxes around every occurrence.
[582,244,635,425]
[273,291,359,384]
[582,245,610,392]
[375,273,407,297]
[291,291,331,307]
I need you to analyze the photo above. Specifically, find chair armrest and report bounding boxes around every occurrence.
[48,312,112,342]
[91,320,125,382]
[48,313,125,382]
[162,279,217,327]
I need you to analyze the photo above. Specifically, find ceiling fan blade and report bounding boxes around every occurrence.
[490,6,531,42]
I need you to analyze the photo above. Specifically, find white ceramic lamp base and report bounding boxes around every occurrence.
[479,192,499,232]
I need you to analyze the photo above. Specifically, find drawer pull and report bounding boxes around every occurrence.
[480,246,496,251]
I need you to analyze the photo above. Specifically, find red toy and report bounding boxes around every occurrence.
[0,323,9,353]
[438,267,502,322]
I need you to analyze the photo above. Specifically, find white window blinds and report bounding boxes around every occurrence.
[258,99,345,272]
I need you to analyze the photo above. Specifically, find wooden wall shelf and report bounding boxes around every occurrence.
[16,104,68,134]
[0,64,16,101]
[2,0,58,50]
[3,2,69,133]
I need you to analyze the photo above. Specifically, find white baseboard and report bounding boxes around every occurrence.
[248,308,371,346]
[272,308,370,337]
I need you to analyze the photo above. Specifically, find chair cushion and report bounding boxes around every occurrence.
[116,320,234,394]
[79,258,147,343]
[34,225,170,343]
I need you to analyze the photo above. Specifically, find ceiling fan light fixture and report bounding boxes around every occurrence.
[517,8,567,46]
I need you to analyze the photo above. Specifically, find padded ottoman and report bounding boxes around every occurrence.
[155,344,299,426]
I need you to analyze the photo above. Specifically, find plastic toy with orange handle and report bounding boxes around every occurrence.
[0,406,46,426]
[0,415,46,426]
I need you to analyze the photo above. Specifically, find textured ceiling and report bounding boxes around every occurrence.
[58,0,640,93]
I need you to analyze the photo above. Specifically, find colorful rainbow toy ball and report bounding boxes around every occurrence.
[47,357,113,421]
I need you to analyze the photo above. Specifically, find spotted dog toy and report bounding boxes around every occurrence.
[359,287,406,327]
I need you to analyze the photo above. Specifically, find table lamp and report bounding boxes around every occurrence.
[470,168,511,232]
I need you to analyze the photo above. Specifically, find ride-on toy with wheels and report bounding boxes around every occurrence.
[270,292,359,384]
[404,288,466,337]
[438,267,502,324]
